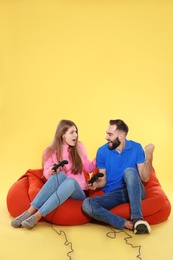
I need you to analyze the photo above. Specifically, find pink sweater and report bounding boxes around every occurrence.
[43,142,96,190]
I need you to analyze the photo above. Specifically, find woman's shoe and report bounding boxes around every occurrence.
[21,215,38,229]
[11,211,31,228]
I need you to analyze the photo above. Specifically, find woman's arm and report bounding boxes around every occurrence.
[43,153,57,180]
[79,142,97,173]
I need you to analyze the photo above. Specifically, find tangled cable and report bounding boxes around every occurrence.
[49,172,74,260]
[50,223,74,260]
[106,227,142,260]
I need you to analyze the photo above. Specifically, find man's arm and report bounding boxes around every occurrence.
[137,143,155,182]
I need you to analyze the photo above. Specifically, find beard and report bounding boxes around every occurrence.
[108,137,121,150]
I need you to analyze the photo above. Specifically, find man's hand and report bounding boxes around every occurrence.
[88,182,98,190]
[144,144,155,160]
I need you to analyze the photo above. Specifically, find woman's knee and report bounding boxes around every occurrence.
[56,171,67,182]
[65,178,78,191]
[45,172,66,187]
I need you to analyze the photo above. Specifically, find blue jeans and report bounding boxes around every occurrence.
[82,168,146,229]
[31,172,86,217]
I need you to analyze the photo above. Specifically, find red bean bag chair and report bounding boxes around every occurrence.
[6,168,171,225]
[89,168,171,225]
[6,169,91,225]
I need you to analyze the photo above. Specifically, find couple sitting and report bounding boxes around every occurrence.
[11,119,155,234]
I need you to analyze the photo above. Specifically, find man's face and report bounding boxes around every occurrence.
[106,125,121,150]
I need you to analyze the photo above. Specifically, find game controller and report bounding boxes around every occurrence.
[51,160,68,172]
[88,173,104,184]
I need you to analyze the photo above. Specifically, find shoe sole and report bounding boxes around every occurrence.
[134,220,151,234]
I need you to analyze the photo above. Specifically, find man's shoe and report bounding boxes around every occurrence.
[21,215,38,229]
[134,220,151,234]
[11,211,31,228]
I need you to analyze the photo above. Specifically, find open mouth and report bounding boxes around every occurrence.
[108,142,113,147]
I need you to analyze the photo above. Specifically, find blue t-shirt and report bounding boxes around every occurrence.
[96,140,145,193]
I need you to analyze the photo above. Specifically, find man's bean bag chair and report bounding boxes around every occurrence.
[6,168,171,226]
[89,168,171,225]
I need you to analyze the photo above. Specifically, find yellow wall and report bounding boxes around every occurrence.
[1,0,173,191]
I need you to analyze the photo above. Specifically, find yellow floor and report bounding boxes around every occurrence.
[0,186,172,260]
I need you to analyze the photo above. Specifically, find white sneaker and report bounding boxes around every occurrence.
[134,220,151,234]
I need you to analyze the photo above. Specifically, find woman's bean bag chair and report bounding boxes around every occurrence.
[6,169,91,225]
[6,168,171,226]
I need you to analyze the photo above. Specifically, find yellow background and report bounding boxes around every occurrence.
[0,1,173,259]
[1,0,173,188]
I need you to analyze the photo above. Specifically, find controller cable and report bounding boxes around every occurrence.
[49,161,74,260]
[87,185,142,260]
[106,227,142,260]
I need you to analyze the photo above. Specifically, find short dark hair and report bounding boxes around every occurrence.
[109,119,129,134]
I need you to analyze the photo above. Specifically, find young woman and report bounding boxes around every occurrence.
[11,119,96,229]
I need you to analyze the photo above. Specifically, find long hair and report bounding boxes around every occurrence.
[42,120,83,174]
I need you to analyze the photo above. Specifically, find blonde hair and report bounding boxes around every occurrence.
[42,120,83,174]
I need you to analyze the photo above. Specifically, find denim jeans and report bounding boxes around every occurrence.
[31,172,86,217]
[82,168,146,230]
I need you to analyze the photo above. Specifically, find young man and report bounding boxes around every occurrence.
[82,119,155,234]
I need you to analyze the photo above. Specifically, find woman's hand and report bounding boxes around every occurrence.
[51,164,61,174]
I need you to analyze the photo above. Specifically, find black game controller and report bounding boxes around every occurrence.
[51,160,68,172]
[88,173,104,184]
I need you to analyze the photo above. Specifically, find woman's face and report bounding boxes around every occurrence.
[62,126,78,146]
